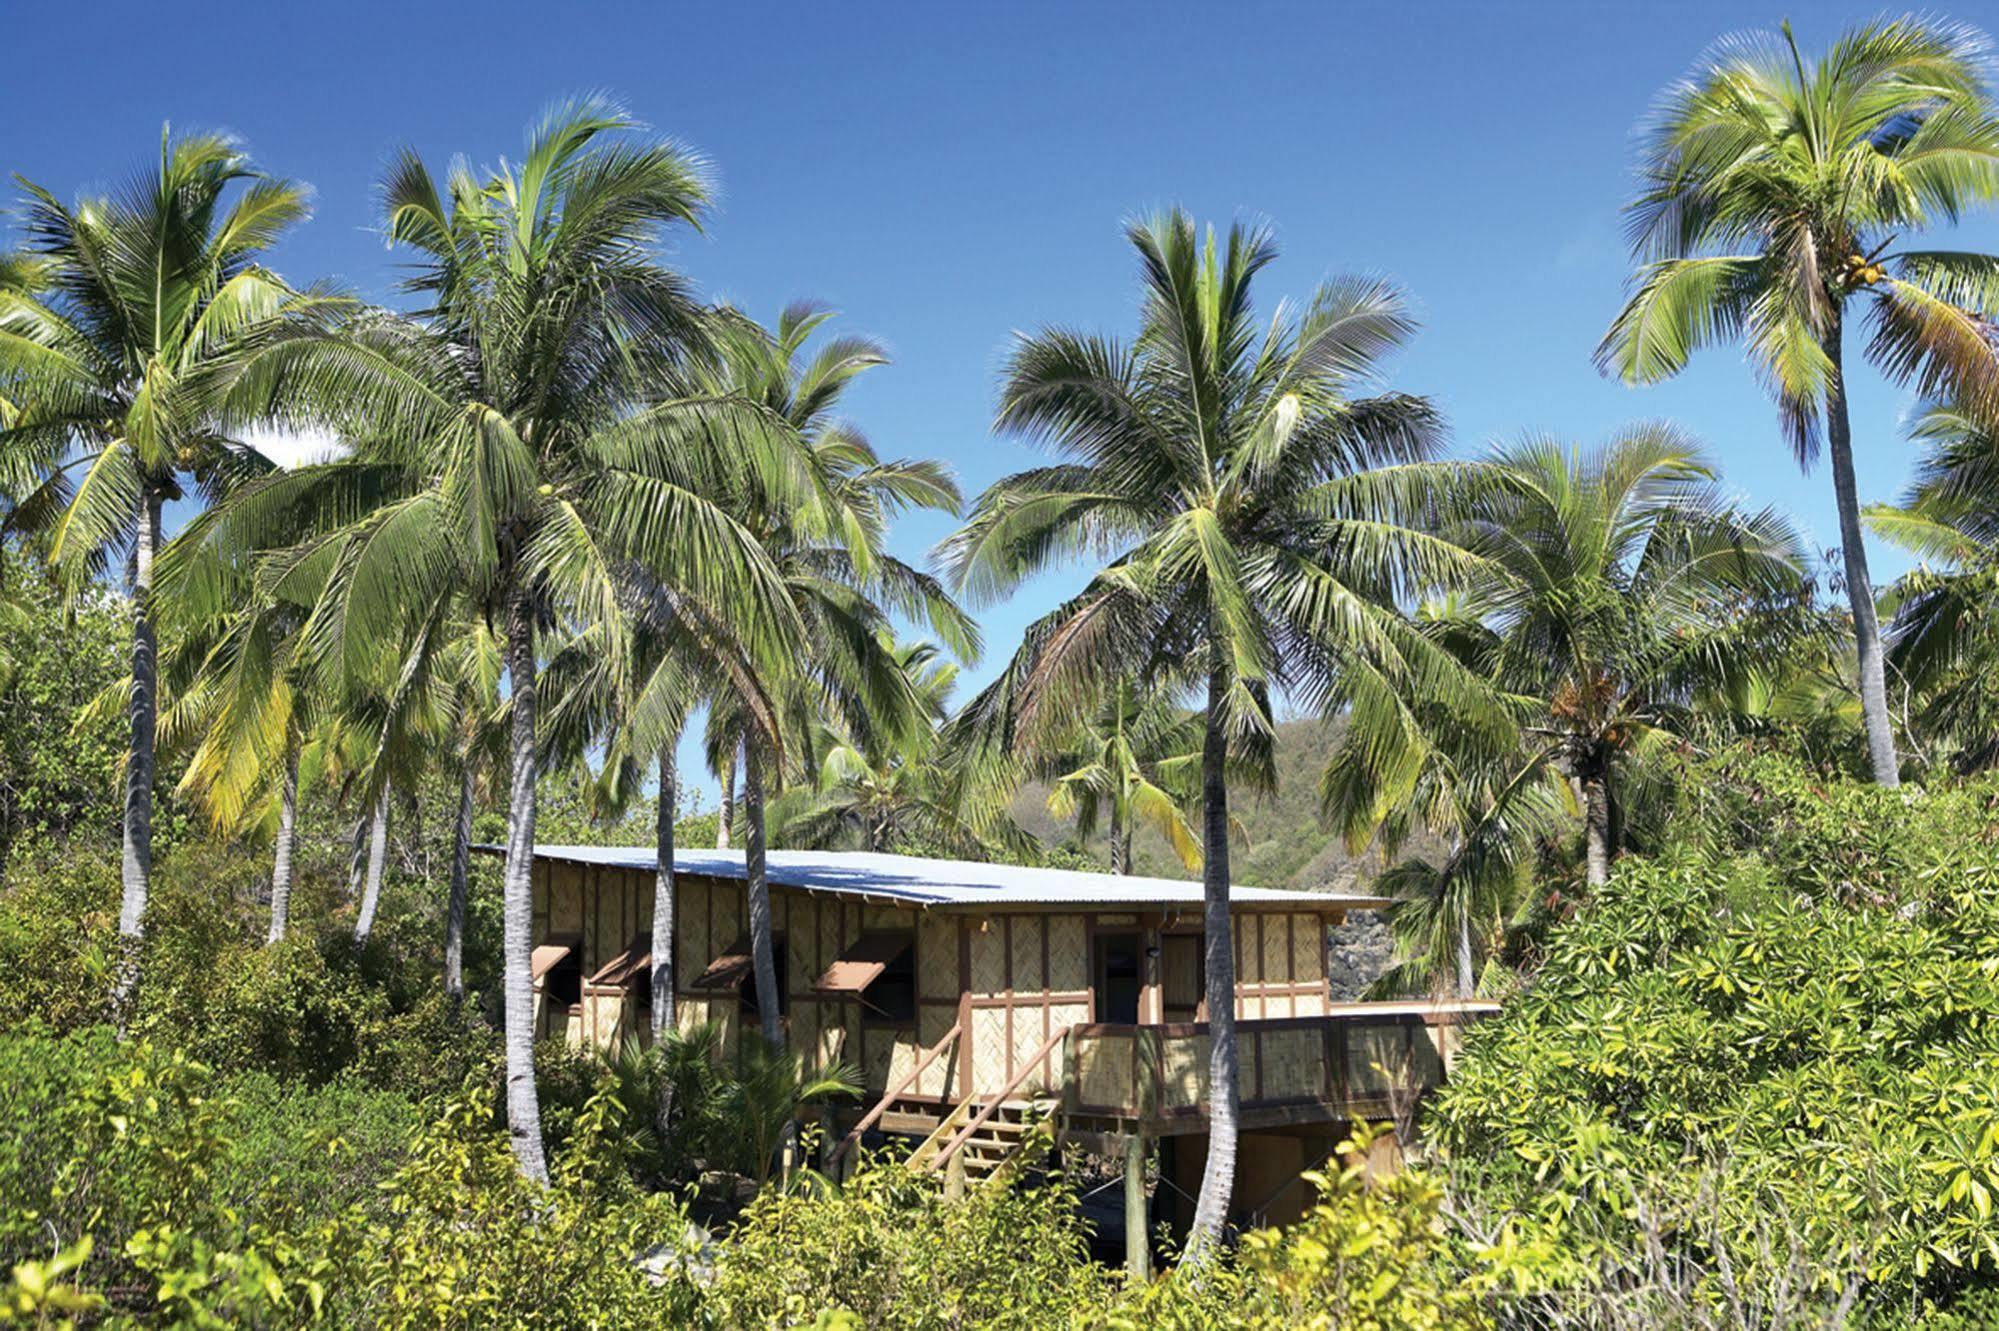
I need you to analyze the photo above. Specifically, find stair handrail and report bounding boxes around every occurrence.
[830,1020,963,1167]
[927,1023,1075,1175]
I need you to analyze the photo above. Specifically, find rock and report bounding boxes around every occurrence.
[1326,909,1394,1000]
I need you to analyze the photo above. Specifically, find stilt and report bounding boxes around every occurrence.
[945,1147,966,1202]
[1125,1133,1151,1282]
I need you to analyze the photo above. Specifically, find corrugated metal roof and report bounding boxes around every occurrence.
[512,844,1391,912]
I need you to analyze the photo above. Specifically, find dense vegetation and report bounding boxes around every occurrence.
[8,11,1999,1327]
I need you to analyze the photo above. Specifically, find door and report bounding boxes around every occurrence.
[1093,931,1143,1025]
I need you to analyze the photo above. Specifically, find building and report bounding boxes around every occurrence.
[520,843,1493,1266]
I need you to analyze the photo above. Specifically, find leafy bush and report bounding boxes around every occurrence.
[1434,752,1999,1313]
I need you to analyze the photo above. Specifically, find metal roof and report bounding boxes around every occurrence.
[513,844,1391,912]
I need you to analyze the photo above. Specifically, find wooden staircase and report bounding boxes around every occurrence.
[907,1095,1053,1184]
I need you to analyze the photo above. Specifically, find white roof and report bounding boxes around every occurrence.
[519,844,1390,913]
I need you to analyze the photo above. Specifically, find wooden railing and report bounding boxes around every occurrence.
[925,1023,1074,1175]
[829,1020,961,1167]
[1062,1005,1488,1127]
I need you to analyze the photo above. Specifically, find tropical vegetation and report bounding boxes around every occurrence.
[6,12,1999,1327]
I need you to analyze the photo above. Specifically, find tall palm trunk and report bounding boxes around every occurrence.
[267,743,300,944]
[652,750,678,1041]
[353,783,390,945]
[1454,913,1475,1000]
[716,746,736,849]
[1825,318,1900,787]
[652,749,679,1144]
[1581,765,1612,889]
[501,589,550,1182]
[444,757,475,1001]
[1108,815,1133,877]
[742,742,783,1048]
[1185,663,1240,1262]
[112,491,162,1033]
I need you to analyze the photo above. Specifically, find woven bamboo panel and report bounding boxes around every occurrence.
[1010,917,1044,991]
[712,890,742,957]
[1047,915,1087,991]
[1241,1029,1261,1097]
[818,1014,848,1069]
[1011,1008,1052,1095]
[972,1008,1009,1090]
[551,867,583,935]
[1348,1022,1413,1096]
[1075,1031,1134,1109]
[861,1026,896,1089]
[1261,1028,1323,1101]
[1411,1024,1446,1084]
[1160,1031,1209,1110]
[864,905,901,932]
[675,881,707,982]
[968,929,1005,999]
[882,1033,918,1091]
[1047,1000,1088,1030]
[918,916,957,999]
[1262,916,1287,982]
[1295,917,1324,981]
[1098,913,1136,926]
[676,996,711,1034]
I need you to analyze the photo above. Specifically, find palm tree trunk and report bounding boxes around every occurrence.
[112,491,162,1034]
[742,741,783,1048]
[1582,766,1612,890]
[267,743,300,944]
[1454,913,1475,1000]
[501,589,550,1183]
[652,749,678,1041]
[652,748,679,1146]
[353,783,390,945]
[445,757,475,1001]
[1185,663,1240,1263]
[1824,319,1900,787]
[1108,810,1129,875]
[716,746,736,849]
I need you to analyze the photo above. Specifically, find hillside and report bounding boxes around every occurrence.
[1012,715,1442,892]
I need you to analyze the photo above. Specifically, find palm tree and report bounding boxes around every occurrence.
[0,130,326,1021]
[195,101,804,1181]
[1031,680,1206,875]
[1597,16,1999,788]
[1868,402,1999,769]
[1330,427,1810,891]
[772,637,1016,857]
[700,303,976,1049]
[941,210,1460,1259]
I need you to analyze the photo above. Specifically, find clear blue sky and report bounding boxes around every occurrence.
[9,1,1997,805]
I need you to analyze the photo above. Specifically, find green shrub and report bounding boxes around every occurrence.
[1434,755,1999,1310]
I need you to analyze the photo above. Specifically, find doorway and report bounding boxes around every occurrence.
[1093,931,1143,1025]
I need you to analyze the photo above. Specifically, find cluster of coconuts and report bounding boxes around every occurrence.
[1843,253,1888,287]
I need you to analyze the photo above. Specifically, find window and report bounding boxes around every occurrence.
[862,942,917,1026]
[739,934,787,1019]
[544,950,583,1010]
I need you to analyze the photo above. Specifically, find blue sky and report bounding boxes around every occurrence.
[9,1,1998,805]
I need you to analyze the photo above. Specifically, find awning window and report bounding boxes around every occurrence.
[531,942,575,982]
[815,932,914,995]
[691,935,756,991]
[589,935,650,990]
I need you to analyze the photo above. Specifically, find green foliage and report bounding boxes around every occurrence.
[0,559,142,856]
[698,1155,1117,1328]
[1434,750,1999,1308]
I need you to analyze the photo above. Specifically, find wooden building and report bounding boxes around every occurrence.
[523,844,1494,1268]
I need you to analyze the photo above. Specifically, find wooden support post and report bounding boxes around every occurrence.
[1125,1133,1151,1283]
[944,1147,966,1202]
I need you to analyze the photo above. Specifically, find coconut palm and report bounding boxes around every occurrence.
[940,210,1463,1258]
[0,131,329,1021]
[771,637,1016,857]
[188,101,805,1181]
[699,303,976,1048]
[1597,16,1999,788]
[1330,427,1810,891]
[1868,402,1999,769]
